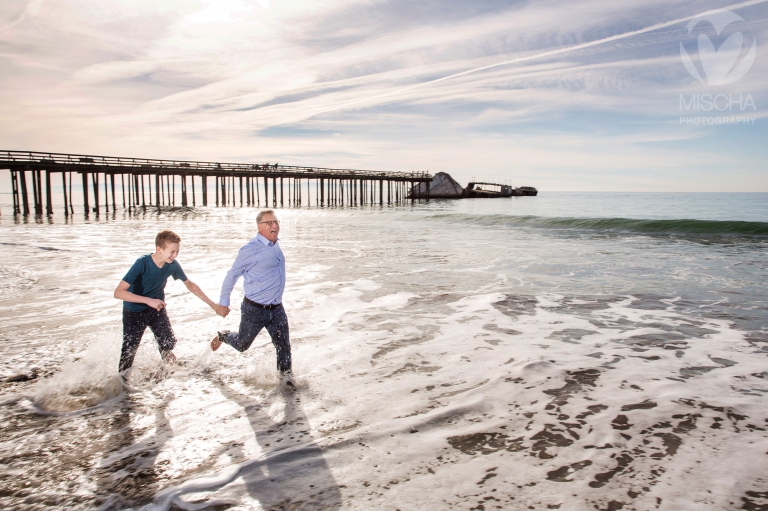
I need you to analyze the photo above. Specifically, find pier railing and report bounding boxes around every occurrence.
[0,150,429,180]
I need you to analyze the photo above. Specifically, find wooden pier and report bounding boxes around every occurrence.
[0,150,432,216]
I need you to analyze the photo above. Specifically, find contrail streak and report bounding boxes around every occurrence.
[302,0,767,120]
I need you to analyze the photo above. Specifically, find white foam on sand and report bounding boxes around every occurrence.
[0,264,38,297]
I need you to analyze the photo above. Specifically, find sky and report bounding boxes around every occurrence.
[0,0,766,191]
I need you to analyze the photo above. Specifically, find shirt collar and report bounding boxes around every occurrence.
[255,233,278,246]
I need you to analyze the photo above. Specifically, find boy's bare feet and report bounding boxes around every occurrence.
[119,372,141,393]
[161,350,177,365]
[281,370,296,390]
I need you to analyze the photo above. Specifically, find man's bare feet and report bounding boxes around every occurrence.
[211,330,231,352]
[211,332,223,351]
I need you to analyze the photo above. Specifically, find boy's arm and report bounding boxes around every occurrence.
[184,279,229,317]
[114,280,166,311]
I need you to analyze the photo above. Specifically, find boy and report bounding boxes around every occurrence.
[114,230,227,375]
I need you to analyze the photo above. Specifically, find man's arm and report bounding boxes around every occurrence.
[184,279,229,317]
[114,280,166,311]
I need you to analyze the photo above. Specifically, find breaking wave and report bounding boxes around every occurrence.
[428,214,768,237]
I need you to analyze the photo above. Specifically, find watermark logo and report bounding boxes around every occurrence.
[679,93,757,125]
[679,9,756,86]
[678,9,758,125]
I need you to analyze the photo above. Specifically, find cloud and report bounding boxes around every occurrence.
[185,0,256,24]
[0,0,766,190]
[0,0,42,34]
[72,60,159,83]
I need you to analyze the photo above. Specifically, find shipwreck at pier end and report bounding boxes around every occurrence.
[409,172,537,199]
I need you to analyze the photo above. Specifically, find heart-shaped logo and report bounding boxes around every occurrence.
[680,9,756,86]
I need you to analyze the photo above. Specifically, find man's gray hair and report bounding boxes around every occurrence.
[256,209,275,223]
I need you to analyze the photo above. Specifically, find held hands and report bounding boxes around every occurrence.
[213,303,230,318]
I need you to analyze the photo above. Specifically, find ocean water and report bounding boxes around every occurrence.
[0,192,767,511]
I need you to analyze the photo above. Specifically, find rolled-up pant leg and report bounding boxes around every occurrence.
[265,304,291,373]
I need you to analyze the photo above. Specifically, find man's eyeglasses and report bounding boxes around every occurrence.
[259,220,280,226]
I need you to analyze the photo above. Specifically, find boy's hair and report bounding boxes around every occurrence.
[256,209,275,223]
[156,230,181,248]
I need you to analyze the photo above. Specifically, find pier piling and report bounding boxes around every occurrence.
[45,171,53,215]
[61,172,68,216]
[20,170,30,215]
[110,174,116,212]
[92,172,100,214]
[82,172,89,215]
[11,171,19,214]
[68,172,74,215]
[31,170,40,215]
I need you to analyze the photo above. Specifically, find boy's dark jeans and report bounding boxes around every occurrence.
[120,307,177,373]
[224,300,291,373]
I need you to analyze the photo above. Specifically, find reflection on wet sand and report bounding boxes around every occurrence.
[94,395,174,510]
[204,381,343,509]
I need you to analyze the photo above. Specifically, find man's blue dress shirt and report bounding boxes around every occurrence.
[219,233,285,307]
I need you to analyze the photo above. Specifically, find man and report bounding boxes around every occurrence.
[211,210,294,388]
